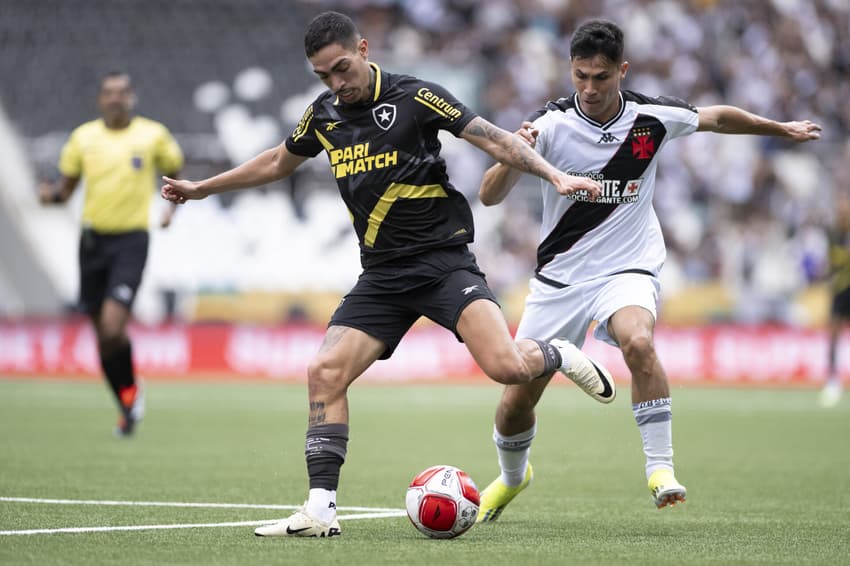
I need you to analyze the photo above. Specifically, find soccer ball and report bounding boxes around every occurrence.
[405,465,480,539]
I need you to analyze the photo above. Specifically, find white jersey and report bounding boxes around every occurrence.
[530,90,699,286]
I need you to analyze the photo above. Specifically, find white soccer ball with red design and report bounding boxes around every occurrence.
[405,465,480,539]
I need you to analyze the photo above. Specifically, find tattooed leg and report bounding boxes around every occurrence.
[305,325,386,426]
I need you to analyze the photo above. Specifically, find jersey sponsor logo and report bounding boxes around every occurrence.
[414,87,462,121]
[563,171,642,204]
[291,105,314,142]
[597,132,620,144]
[631,127,655,159]
[328,141,399,179]
[372,103,397,131]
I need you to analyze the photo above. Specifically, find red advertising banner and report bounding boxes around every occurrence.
[0,319,844,385]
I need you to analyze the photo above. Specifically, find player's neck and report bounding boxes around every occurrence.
[103,115,132,130]
[580,93,622,124]
[367,66,376,100]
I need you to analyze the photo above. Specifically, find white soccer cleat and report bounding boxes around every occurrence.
[819,380,843,408]
[551,339,616,403]
[130,379,145,422]
[254,507,341,538]
[114,380,145,438]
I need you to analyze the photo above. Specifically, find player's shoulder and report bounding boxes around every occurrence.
[388,71,448,103]
[302,89,337,119]
[622,90,696,112]
[131,116,175,136]
[70,119,103,138]
[526,95,576,125]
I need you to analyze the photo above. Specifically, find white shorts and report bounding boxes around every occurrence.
[515,272,661,348]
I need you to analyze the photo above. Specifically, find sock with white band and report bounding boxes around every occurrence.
[632,397,674,479]
[494,423,537,487]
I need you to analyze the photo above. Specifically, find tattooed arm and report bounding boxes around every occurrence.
[479,121,536,206]
[461,116,600,200]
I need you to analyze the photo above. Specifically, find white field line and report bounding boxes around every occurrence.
[0,496,403,513]
[0,512,407,536]
[0,496,407,536]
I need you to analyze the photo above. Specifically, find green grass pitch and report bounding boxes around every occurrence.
[1,378,848,565]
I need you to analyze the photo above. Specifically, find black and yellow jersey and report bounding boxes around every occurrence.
[829,226,850,295]
[59,116,183,233]
[285,63,477,268]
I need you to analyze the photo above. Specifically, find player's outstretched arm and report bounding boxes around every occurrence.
[479,122,537,206]
[697,105,822,142]
[161,143,308,204]
[461,116,601,201]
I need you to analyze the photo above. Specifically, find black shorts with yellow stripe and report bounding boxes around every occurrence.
[329,245,498,359]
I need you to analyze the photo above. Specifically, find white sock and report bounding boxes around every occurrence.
[494,423,536,487]
[305,488,337,523]
[632,398,674,479]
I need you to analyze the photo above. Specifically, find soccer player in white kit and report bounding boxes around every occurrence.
[475,19,822,519]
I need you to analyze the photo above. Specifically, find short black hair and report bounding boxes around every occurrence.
[99,70,132,90]
[570,20,624,63]
[304,11,360,57]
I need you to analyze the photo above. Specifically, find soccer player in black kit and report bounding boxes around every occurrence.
[161,11,615,538]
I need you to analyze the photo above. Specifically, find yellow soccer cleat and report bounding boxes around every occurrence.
[476,463,533,523]
[648,469,687,508]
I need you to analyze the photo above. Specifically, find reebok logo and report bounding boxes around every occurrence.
[461,285,479,295]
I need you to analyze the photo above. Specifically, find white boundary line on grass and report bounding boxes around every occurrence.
[0,496,403,513]
[0,497,407,536]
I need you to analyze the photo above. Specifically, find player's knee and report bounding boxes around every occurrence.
[96,329,127,356]
[483,354,529,385]
[619,333,656,364]
[307,356,347,397]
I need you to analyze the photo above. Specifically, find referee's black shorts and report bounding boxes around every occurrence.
[78,228,149,315]
[831,286,850,319]
[330,245,499,359]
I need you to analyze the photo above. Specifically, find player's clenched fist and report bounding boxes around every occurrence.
[551,171,602,200]
[161,176,205,204]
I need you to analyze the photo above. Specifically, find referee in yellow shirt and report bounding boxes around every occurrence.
[40,71,184,436]
[823,192,850,408]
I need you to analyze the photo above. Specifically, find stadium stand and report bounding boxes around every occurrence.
[0,0,847,326]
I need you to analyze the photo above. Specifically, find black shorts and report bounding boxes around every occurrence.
[330,245,499,359]
[78,229,149,315]
[832,286,850,318]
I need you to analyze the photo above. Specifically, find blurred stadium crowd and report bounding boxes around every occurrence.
[0,0,847,326]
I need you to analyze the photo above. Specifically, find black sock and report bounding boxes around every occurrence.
[100,342,135,410]
[305,423,349,490]
[532,339,562,376]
